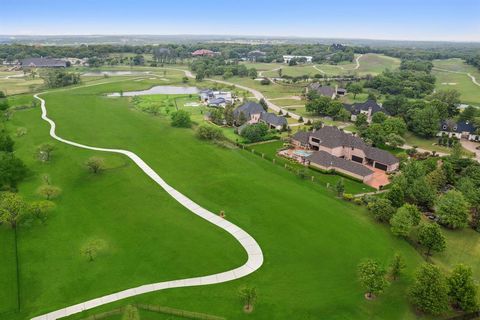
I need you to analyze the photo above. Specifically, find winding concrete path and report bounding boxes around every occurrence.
[31,91,263,320]
[433,67,480,88]
[313,54,363,74]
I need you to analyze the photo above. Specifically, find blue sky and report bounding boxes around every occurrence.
[1,0,479,42]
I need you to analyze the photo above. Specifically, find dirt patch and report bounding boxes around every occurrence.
[364,293,376,300]
[243,305,254,313]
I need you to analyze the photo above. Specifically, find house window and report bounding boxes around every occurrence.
[375,162,388,171]
[352,155,363,163]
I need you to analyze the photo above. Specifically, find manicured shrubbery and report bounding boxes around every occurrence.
[196,124,224,141]
[170,110,192,128]
[240,123,269,143]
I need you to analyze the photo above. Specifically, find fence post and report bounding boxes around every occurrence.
[262,153,264,158]
[272,158,275,164]
[311,176,314,182]
[252,149,254,153]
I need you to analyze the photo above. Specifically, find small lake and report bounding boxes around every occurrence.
[108,85,199,97]
[83,71,151,76]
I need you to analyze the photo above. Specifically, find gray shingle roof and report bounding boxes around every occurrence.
[260,112,287,127]
[307,150,374,177]
[234,102,264,118]
[21,58,66,67]
[440,120,476,134]
[308,126,398,165]
[344,100,385,115]
[208,97,226,106]
[309,83,336,98]
[292,131,311,145]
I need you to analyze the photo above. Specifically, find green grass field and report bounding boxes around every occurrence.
[433,59,480,106]
[245,53,401,78]
[213,76,305,99]
[314,54,400,77]
[0,76,426,320]
[403,132,473,156]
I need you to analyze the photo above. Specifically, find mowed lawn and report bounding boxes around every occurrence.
[1,77,246,320]
[433,59,480,106]
[356,54,400,76]
[27,80,426,320]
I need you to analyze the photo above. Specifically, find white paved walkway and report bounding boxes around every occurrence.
[433,67,480,88]
[31,93,263,320]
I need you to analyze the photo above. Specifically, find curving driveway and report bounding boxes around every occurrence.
[31,91,263,320]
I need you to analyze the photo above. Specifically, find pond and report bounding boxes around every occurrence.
[108,85,200,97]
[82,71,151,76]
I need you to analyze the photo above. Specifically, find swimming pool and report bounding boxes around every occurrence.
[293,150,313,157]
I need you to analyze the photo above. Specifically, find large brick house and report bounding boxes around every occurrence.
[437,120,479,141]
[292,126,399,182]
[343,100,385,123]
[233,102,287,130]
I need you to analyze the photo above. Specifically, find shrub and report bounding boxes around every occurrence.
[353,198,363,205]
[170,110,192,128]
[343,193,354,201]
[197,124,224,140]
[260,78,270,85]
[240,123,269,143]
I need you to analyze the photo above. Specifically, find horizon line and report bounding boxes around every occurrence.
[1,34,479,44]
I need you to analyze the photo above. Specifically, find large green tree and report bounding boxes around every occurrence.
[368,198,395,223]
[418,223,446,256]
[170,110,192,128]
[410,105,441,138]
[390,204,420,237]
[429,89,461,117]
[409,263,449,315]
[0,131,14,153]
[435,190,469,229]
[0,192,27,229]
[0,152,28,189]
[357,259,388,299]
[241,123,269,143]
[447,264,478,312]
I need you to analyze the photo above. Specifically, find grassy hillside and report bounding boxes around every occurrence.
[0,79,422,320]
[433,58,480,106]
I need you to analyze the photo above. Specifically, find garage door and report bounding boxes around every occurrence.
[352,155,363,163]
[375,162,388,171]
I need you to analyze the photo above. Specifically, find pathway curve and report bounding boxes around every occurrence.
[433,67,480,88]
[313,54,363,74]
[31,91,263,320]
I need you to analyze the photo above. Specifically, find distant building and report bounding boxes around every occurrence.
[199,89,233,107]
[63,57,88,66]
[307,83,337,99]
[20,57,67,68]
[246,50,266,62]
[283,55,313,64]
[191,49,218,57]
[336,88,347,96]
[233,102,287,130]
[438,120,479,141]
[343,100,385,123]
